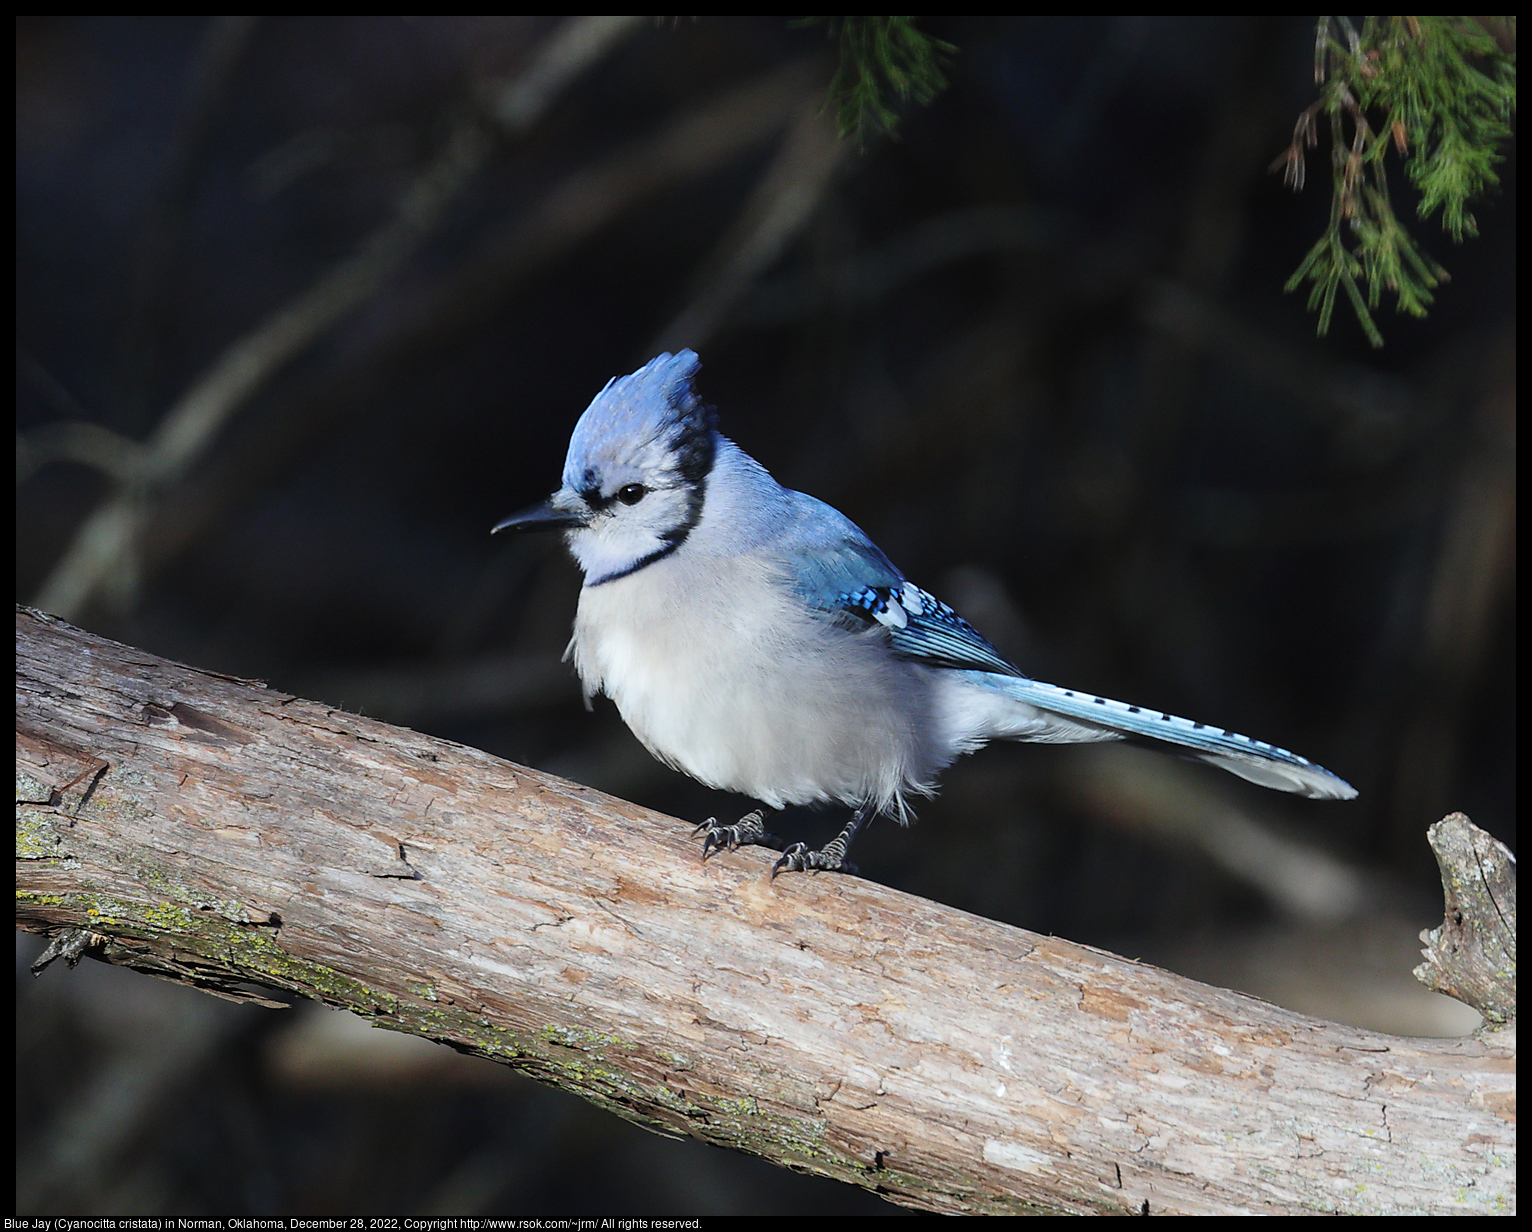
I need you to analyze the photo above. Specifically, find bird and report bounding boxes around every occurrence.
[493,350,1356,876]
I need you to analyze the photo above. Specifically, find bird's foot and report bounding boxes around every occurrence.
[694,809,780,861]
[770,804,873,877]
[771,839,858,878]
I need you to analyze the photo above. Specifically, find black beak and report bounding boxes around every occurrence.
[491,493,589,535]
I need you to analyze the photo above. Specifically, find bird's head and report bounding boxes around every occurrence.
[493,350,718,586]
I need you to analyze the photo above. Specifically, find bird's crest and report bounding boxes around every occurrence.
[563,350,717,495]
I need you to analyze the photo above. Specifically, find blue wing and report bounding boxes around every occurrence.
[777,492,1021,676]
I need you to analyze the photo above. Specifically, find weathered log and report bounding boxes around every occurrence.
[15,607,1515,1214]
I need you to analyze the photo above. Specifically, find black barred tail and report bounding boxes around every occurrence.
[992,675,1357,800]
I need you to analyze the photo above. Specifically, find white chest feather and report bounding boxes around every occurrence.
[567,552,944,812]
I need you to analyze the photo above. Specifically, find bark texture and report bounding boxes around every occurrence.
[1415,812,1516,1025]
[15,607,1515,1214]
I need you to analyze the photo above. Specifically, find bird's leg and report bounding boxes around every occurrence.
[771,801,876,877]
[694,808,782,861]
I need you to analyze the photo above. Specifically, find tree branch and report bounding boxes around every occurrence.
[1415,812,1516,1025]
[15,607,1514,1215]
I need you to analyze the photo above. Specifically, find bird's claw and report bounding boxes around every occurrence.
[694,810,777,861]
[771,841,858,878]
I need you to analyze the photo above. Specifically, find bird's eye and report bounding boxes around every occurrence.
[617,484,647,505]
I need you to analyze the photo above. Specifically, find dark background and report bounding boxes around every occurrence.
[16,16,1514,1216]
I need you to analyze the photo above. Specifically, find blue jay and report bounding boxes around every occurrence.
[494,351,1356,875]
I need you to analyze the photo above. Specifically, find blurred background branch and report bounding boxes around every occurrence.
[29,16,644,620]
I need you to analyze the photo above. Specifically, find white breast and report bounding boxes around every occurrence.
[568,551,948,816]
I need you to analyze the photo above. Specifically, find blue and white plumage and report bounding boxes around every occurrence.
[494,351,1356,874]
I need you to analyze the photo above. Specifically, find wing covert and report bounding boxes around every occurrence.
[774,491,1021,677]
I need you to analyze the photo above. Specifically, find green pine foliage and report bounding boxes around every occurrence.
[801,17,956,148]
[1274,16,1516,347]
